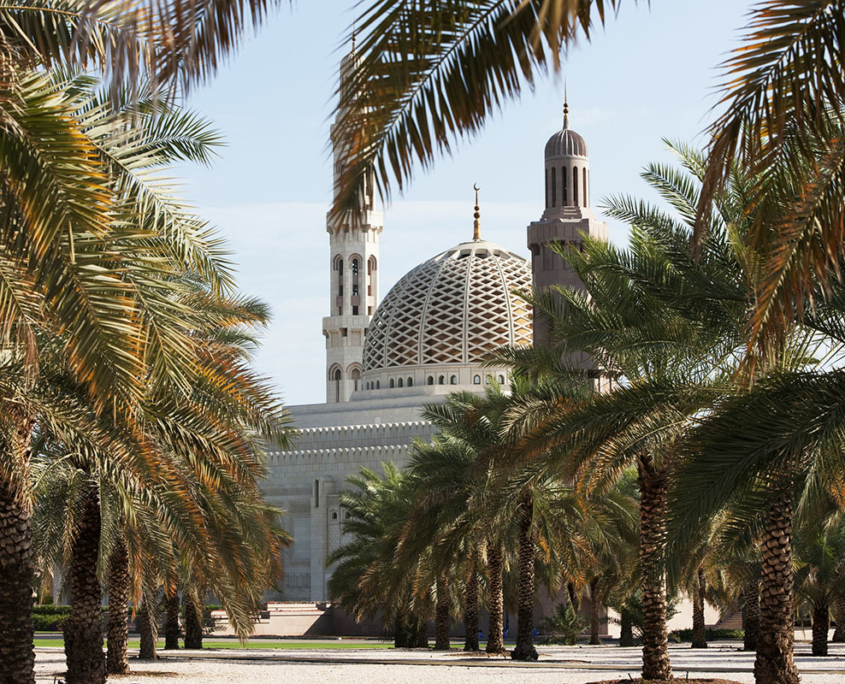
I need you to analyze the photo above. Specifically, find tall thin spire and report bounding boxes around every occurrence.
[563,82,570,130]
[351,19,357,52]
[472,184,481,240]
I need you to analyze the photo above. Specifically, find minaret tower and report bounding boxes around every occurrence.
[527,97,608,362]
[323,40,383,403]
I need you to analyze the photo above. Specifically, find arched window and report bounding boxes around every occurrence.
[485,375,492,384]
[562,166,568,206]
[352,259,359,276]
[573,166,579,207]
[551,167,557,207]
[427,376,434,385]
[545,168,549,207]
[331,511,338,521]
[397,378,404,388]
[376,380,380,389]
[450,375,458,385]
[314,480,320,508]
[473,375,481,385]
[336,258,344,276]
[438,376,445,385]
[583,167,588,206]
[407,377,413,387]
[351,368,361,392]
[389,379,395,389]
[333,368,342,402]
[498,374,505,384]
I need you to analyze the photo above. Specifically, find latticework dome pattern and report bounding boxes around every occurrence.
[363,240,533,372]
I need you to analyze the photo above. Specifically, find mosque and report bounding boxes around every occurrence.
[262,52,608,612]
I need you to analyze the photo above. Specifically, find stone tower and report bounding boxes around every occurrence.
[323,43,383,403]
[527,99,609,375]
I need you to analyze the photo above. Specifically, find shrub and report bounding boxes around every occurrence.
[33,605,72,632]
[670,628,744,642]
[540,603,587,645]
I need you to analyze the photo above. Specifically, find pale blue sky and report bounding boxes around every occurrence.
[177,0,752,406]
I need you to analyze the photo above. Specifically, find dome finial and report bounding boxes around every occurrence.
[563,81,570,130]
[473,184,481,240]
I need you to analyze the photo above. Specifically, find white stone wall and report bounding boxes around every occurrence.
[264,398,440,601]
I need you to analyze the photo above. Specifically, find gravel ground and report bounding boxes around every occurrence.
[34,643,845,684]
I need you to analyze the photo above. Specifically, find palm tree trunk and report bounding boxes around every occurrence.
[511,494,538,662]
[754,493,799,684]
[486,546,505,654]
[0,418,36,684]
[183,590,203,649]
[63,485,106,684]
[138,601,158,660]
[832,596,845,643]
[589,578,601,645]
[812,603,829,657]
[743,581,760,652]
[164,586,180,650]
[107,538,130,674]
[463,553,479,651]
[691,566,708,649]
[620,607,634,647]
[413,615,428,648]
[637,457,672,682]
[434,576,450,650]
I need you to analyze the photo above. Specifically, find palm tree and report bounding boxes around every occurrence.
[793,513,845,657]
[500,141,787,679]
[0,0,289,92]
[327,464,435,648]
[696,2,845,353]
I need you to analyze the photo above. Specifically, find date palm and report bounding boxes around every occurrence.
[327,463,435,647]
[500,140,781,679]
[696,2,845,353]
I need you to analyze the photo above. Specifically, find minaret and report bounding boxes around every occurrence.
[323,42,383,403]
[527,97,608,369]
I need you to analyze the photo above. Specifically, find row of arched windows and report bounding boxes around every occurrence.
[545,166,589,209]
[359,373,509,392]
[333,255,378,316]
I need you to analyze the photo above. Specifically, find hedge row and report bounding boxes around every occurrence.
[669,628,745,642]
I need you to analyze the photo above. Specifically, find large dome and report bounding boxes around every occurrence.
[362,239,533,373]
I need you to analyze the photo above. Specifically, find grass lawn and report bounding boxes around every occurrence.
[34,639,394,650]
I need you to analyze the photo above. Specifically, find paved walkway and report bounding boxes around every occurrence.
[34,642,845,683]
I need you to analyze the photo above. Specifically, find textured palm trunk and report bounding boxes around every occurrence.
[64,486,106,684]
[434,577,450,650]
[164,586,180,649]
[743,581,760,652]
[0,418,36,684]
[754,493,799,684]
[413,616,429,648]
[107,538,130,674]
[832,596,845,643]
[812,603,829,657]
[619,608,634,647]
[183,590,203,650]
[691,566,708,649]
[589,578,601,645]
[485,546,505,654]
[637,457,672,682]
[463,553,479,651]
[511,494,538,662]
[138,602,158,660]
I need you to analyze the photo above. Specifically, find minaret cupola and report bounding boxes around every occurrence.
[542,97,591,217]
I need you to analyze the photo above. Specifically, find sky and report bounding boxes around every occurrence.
[176,0,753,406]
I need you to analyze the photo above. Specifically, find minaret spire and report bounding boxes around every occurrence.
[473,184,481,240]
[563,82,570,130]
